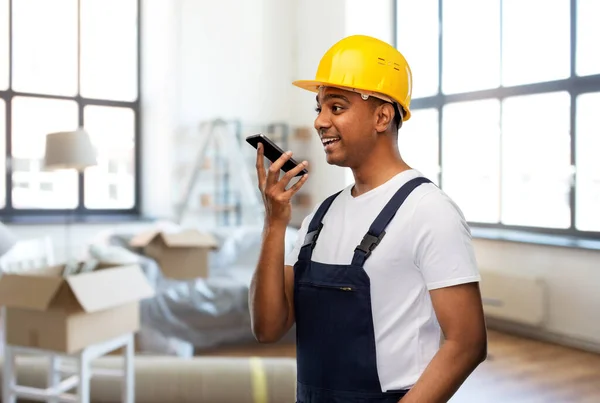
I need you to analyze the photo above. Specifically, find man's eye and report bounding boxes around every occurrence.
[332,106,342,113]
[315,106,322,114]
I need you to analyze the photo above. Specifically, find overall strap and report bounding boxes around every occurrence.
[298,190,343,261]
[351,177,432,267]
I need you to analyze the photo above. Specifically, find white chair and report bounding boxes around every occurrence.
[3,334,134,403]
[0,236,135,403]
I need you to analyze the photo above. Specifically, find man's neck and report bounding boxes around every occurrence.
[350,150,411,198]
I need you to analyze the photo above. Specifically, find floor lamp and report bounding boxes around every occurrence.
[43,129,97,263]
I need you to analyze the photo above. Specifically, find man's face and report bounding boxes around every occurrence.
[314,86,378,167]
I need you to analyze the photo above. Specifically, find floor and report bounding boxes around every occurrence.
[450,331,600,403]
[199,330,600,403]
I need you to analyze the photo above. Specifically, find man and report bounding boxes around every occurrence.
[249,35,487,403]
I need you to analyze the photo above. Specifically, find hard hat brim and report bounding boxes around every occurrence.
[291,80,323,93]
[292,80,411,121]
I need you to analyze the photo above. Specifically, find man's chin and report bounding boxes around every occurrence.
[325,154,348,167]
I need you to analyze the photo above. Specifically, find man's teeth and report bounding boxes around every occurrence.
[322,138,339,145]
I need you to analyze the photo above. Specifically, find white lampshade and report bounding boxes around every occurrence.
[43,129,97,171]
[0,222,17,257]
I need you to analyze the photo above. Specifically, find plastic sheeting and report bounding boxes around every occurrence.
[90,225,299,356]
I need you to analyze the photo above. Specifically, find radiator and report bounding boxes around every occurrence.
[479,270,547,327]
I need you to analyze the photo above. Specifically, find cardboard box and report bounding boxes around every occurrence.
[129,229,219,280]
[0,263,155,353]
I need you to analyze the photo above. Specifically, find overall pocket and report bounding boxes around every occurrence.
[294,276,380,392]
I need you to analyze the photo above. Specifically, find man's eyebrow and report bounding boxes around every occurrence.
[316,93,350,104]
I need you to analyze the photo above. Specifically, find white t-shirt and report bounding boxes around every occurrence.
[285,169,481,391]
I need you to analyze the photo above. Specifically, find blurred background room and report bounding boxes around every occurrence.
[0,0,598,402]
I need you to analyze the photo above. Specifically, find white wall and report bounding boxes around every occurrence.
[178,0,295,126]
[140,0,179,219]
[291,0,347,205]
[474,239,600,346]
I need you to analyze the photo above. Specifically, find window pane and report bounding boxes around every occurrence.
[11,97,78,209]
[502,0,570,86]
[83,106,135,209]
[575,93,600,231]
[576,0,600,76]
[12,0,78,96]
[0,0,8,90]
[397,0,438,99]
[501,92,571,228]
[442,0,500,94]
[0,99,5,207]
[80,0,138,101]
[398,108,439,185]
[442,100,501,223]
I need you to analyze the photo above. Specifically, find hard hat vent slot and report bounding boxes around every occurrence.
[393,63,400,71]
[377,57,386,65]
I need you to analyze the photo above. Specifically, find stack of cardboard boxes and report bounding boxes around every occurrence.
[129,228,219,279]
[0,227,219,354]
[0,262,155,353]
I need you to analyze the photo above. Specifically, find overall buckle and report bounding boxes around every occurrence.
[302,223,323,249]
[354,231,386,258]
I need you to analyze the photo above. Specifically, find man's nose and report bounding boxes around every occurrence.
[314,110,332,134]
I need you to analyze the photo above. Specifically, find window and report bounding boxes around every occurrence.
[577,0,600,76]
[398,108,440,185]
[0,0,140,218]
[575,93,600,232]
[442,99,501,223]
[396,0,439,98]
[442,0,501,94]
[396,0,600,239]
[501,92,572,229]
[501,0,570,86]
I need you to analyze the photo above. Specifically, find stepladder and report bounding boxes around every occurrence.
[2,332,135,403]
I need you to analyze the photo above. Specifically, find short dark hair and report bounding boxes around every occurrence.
[392,103,403,131]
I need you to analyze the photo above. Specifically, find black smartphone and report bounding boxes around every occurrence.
[246,133,308,177]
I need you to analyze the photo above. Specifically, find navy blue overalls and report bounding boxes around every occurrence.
[293,176,431,403]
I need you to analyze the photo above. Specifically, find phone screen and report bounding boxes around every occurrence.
[246,134,308,177]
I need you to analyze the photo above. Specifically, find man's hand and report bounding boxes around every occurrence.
[256,143,309,226]
[249,143,308,344]
[400,282,487,402]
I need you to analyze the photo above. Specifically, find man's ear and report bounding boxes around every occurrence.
[374,103,395,133]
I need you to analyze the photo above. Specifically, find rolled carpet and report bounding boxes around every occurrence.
[0,355,297,403]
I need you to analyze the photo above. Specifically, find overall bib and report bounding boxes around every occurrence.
[293,176,431,403]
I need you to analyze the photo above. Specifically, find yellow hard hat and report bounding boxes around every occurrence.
[292,35,413,121]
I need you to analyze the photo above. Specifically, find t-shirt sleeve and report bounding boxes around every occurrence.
[411,189,481,290]
[284,210,315,267]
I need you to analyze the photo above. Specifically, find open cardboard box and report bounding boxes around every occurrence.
[129,228,219,280]
[0,262,155,353]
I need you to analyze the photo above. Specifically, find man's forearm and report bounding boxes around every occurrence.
[400,339,486,402]
[249,222,289,342]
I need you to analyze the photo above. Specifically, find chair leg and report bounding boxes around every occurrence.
[3,345,16,403]
[48,354,60,403]
[122,333,134,403]
[77,351,91,403]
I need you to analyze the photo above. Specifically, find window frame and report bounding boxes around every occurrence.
[394,0,600,240]
[0,0,142,222]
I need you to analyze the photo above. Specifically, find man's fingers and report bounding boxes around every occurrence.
[278,160,309,189]
[283,173,309,198]
[255,143,266,190]
[266,151,293,187]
